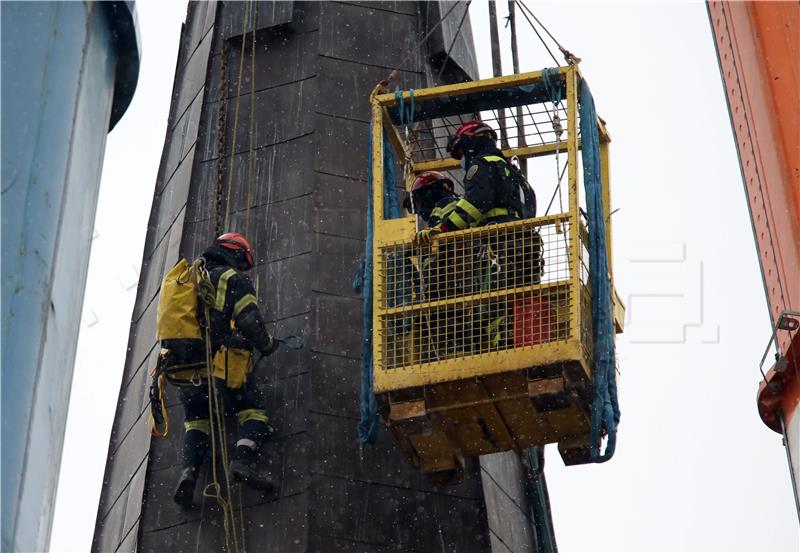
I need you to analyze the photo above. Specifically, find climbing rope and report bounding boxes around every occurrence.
[244,1,258,239]
[236,5,260,548]
[200,3,261,551]
[195,261,245,553]
[543,164,568,216]
[223,0,251,231]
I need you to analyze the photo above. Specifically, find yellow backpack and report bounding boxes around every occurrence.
[156,258,204,342]
[155,259,254,388]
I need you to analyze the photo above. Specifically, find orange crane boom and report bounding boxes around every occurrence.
[707,0,800,514]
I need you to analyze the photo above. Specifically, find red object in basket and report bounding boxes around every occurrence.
[513,297,555,347]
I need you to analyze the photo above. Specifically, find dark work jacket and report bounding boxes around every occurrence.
[197,247,277,356]
[440,145,521,230]
[426,194,460,229]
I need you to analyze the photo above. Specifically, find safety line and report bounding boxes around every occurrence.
[544,163,568,216]
[199,270,241,553]
[244,0,258,239]
[223,0,251,231]
[205,4,251,552]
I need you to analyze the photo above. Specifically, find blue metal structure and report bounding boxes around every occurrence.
[1,2,140,550]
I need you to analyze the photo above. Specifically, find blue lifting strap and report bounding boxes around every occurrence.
[541,67,562,106]
[394,88,415,124]
[355,123,404,444]
[579,77,621,462]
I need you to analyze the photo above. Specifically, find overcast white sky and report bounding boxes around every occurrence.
[50,1,798,552]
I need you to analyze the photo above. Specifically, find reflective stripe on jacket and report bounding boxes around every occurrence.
[439,153,520,230]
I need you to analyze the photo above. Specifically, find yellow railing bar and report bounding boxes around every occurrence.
[566,66,582,343]
[412,141,574,172]
[371,89,385,373]
[377,212,571,249]
[376,67,569,107]
[377,280,572,317]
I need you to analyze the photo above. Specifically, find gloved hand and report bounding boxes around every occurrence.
[414,225,444,246]
[259,335,280,357]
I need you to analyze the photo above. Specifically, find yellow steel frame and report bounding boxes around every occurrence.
[370,66,622,393]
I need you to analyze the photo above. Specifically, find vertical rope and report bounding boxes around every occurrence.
[244,1,258,239]
[199,277,241,553]
[202,5,252,550]
[223,0,251,231]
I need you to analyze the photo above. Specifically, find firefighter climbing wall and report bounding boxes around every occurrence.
[91,2,532,551]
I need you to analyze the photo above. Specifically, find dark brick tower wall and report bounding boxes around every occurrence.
[90,2,515,552]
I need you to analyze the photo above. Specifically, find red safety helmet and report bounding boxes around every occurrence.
[411,171,453,193]
[215,232,254,270]
[403,171,453,212]
[446,121,497,160]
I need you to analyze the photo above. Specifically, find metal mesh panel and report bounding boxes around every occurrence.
[407,104,569,164]
[377,216,574,369]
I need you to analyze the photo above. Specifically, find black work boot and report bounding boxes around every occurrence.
[173,465,199,508]
[229,441,274,491]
